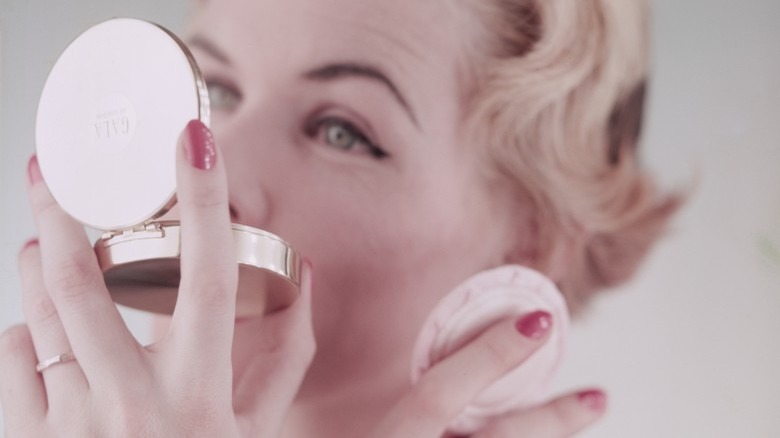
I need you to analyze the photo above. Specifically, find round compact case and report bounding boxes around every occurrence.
[35,18,301,317]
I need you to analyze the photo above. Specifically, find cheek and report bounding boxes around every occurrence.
[219,113,500,304]
[285,167,485,297]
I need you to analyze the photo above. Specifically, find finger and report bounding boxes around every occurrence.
[232,261,315,436]
[169,120,237,373]
[27,155,140,381]
[19,239,88,402]
[474,389,607,438]
[375,311,553,438]
[0,325,47,432]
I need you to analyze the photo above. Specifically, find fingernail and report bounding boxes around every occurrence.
[578,389,607,411]
[304,258,314,289]
[182,119,217,170]
[515,311,552,339]
[21,238,39,253]
[28,155,42,185]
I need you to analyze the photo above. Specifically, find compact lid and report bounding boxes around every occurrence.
[36,18,209,231]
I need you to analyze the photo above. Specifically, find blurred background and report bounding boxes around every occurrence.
[1,1,778,436]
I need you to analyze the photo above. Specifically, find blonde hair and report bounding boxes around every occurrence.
[467,0,681,314]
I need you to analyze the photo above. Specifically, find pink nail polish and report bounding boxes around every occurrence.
[183,119,217,170]
[515,311,552,339]
[28,155,43,185]
[578,390,607,411]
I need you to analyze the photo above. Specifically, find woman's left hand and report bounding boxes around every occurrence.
[370,312,606,438]
[459,390,607,438]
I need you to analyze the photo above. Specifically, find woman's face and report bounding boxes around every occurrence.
[186,0,519,338]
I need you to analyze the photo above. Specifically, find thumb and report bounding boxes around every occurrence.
[232,260,316,434]
[372,311,553,438]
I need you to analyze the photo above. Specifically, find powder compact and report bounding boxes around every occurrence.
[35,18,301,317]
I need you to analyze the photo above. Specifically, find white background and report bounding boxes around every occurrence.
[1,1,779,436]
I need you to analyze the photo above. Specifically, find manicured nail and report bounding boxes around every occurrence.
[28,155,43,185]
[578,389,607,411]
[21,238,39,253]
[515,311,552,339]
[304,258,314,289]
[183,119,217,170]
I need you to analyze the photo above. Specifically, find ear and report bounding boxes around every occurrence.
[500,207,589,312]
[501,219,541,269]
[543,227,586,285]
[500,206,574,275]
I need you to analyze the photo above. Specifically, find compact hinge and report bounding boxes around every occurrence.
[101,222,165,245]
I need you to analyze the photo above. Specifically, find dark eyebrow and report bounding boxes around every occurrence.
[187,40,420,129]
[304,63,420,129]
[187,37,232,66]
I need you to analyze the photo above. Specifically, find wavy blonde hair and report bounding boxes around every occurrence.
[465,0,681,314]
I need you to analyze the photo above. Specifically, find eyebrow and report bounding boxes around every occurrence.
[188,37,232,66]
[304,63,420,129]
[188,37,420,129]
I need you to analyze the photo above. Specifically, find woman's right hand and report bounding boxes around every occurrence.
[371,311,606,438]
[0,120,316,437]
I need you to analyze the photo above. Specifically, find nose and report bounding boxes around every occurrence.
[156,177,244,225]
[229,204,240,222]
[213,124,274,231]
[157,197,240,223]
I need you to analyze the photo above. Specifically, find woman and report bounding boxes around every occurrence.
[0,0,678,436]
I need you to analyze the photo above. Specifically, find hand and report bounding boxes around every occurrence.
[372,312,605,438]
[0,120,315,437]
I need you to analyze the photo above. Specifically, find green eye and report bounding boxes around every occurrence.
[206,81,241,111]
[314,118,389,159]
[325,121,360,151]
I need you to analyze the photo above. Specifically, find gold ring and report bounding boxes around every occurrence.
[36,352,77,373]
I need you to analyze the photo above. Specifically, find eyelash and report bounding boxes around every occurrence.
[205,80,241,112]
[306,117,389,159]
[206,80,388,159]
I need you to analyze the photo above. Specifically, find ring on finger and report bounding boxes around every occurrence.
[36,352,77,373]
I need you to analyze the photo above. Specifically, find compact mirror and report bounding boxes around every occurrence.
[35,18,301,317]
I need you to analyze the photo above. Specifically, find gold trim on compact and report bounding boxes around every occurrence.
[35,18,301,317]
[96,222,301,317]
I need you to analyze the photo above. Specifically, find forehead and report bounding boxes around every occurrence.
[192,0,459,52]
[189,0,475,121]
